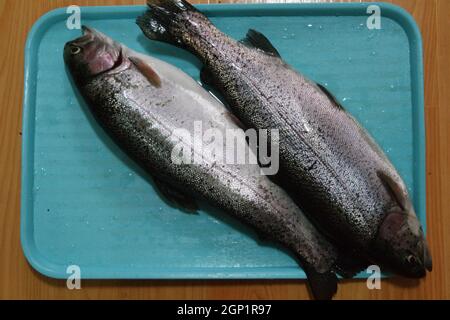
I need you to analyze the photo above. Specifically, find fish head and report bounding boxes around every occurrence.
[372,206,432,278]
[370,171,432,277]
[64,26,127,84]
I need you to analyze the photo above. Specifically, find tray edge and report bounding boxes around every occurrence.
[20,2,426,280]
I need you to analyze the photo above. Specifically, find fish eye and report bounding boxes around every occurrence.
[406,254,417,265]
[71,46,82,55]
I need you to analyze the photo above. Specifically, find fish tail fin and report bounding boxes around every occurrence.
[303,266,338,300]
[137,0,207,49]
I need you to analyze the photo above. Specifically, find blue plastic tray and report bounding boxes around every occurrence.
[21,3,425,279]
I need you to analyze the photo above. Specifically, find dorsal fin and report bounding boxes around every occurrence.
[129,56,162,88]
[316,83,345,111]
[377,171,409,211]
[243,29,281,58]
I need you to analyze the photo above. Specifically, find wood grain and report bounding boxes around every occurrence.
[0,0,448,299]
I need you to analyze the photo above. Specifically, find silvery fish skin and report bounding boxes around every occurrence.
[137,0,432,277]
[64,27,342,299]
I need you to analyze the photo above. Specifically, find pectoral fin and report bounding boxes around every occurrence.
[377,171,409,211]
[152,177,198,213]
[129,56,162,88]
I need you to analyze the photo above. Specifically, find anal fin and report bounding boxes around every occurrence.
[152,177,198,213]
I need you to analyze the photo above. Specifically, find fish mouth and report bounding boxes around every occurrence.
[80,25,96,41]
[65,25,97,47]
[404,243,432,277]
[65,25,114,50]
[82,25,95,35]
[423,241,432,272]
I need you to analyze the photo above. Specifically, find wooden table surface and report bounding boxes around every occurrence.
[0,0,448,300]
